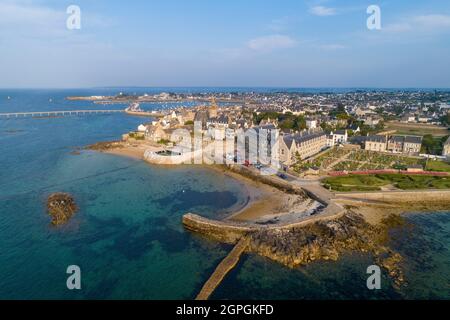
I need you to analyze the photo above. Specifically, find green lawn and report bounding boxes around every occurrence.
[323,174,450,192]
[425,160,450,173]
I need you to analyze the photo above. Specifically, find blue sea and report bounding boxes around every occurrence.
[0,89,449,300]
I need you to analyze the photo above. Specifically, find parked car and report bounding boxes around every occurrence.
[277,173,287,180]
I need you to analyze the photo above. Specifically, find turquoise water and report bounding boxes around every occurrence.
[1,89,449,299]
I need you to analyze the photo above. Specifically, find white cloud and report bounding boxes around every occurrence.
[267,17,291,32]
[383,14,450,34]
[319,44,346,50]
[247,35,297,52]
[414,14,450,29]
[309,6,337,17]
[383,22,413,33]
[0,1,64,32]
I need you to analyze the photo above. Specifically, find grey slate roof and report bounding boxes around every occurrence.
[404,136,423,144]
[366,135,386,143]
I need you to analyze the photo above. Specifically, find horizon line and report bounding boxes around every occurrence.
[1,86,450,90]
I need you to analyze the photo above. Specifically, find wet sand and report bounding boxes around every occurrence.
[203,165,322,223]
[104,144,147,160]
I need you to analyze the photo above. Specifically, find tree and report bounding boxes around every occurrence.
[279,118,295,130]
[421,134,442,155]
[294,115,307,131]
[375,121,385,131]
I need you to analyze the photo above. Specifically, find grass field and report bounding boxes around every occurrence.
[323,174,450,192]
[425,160,450,172]
[386,122,450,137]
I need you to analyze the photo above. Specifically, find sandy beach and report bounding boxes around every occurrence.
[205,165,320,222]
[104,144,149,160]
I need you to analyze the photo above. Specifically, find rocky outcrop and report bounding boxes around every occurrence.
[184,210,407,288]
[47,193,77,226]
[248,212,406,288]
[86,141,124,151]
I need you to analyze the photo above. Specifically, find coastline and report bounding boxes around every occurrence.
[90,141,322,223]
[91,141,450,226]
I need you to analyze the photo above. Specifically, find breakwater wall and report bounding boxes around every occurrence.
[183,214,255,244]
[183,204,346,244]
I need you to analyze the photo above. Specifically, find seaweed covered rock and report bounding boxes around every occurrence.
[47,193,77,225]
[86,141,124,151]
[249,212,407,288]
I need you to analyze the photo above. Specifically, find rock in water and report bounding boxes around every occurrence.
[47,193,77,225]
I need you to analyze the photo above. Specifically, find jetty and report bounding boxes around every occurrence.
[196,237,250,300]
[125,110,164,117]
[0,109,124,119]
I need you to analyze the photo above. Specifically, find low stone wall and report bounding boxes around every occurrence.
[335,189,450,202]
[183,202,346,242]
[183,214,256,244]
[143,149,203,165]
[225,165,306,196]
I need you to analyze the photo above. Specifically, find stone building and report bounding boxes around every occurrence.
[365,135,387,152]
[402,136,423,155]
[145,124,167,142]
[279,130,327,166]
[443,136,450,158]
[387,135,404,153]
[208,97,218,118]
[366,135,422,155]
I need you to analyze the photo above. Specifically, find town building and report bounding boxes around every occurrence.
[366,135,423,155]
[403,136,423,155]
[387,135,404,153]
[145,124,167,142]
[306,119,317,129]
[443,136,450,158]
[208,98,218,118]
[365,135,387,152]
[279,130,327,165]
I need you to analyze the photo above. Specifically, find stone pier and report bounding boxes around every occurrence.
[196,237,250,300]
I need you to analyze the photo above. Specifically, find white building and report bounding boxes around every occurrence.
[443,136,450,158]
[329,130,348,145]
[306,119,317,129]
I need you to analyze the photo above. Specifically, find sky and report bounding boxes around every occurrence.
[1,0,450,88]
